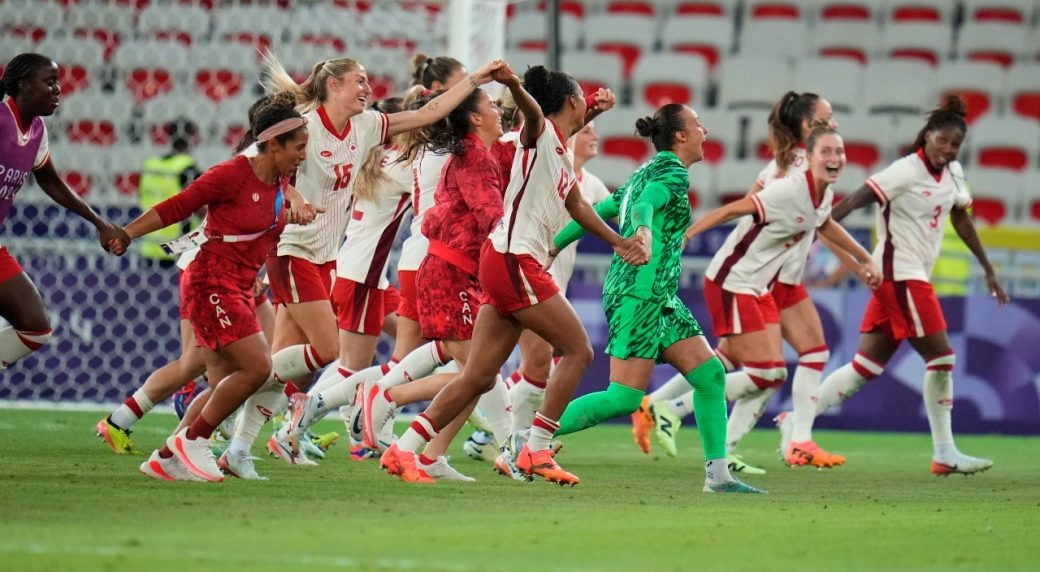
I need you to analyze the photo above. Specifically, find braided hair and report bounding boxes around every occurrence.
[909,95,967,154]
[635,103,688,153]
[1,53,54,98]
[767,91,821,173]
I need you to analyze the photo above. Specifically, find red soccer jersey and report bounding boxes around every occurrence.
[154,155,286,285]
[422,134,504,266]
[492,135,517,190]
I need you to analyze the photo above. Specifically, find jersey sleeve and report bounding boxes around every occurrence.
[754,160,778,190]
[154,162,231,227]
[354,110,391,147]
[751,177,798,224]
[864,157,911,207]
[33,122,50,169]
[949,161,972,209]
[629,180,671,229]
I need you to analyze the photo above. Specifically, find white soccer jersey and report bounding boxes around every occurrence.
[755,148,815,286]
[550,167,610,290]
[278,107,389,263]
[490,119,576,265]
[398,147,450,272]
[865,151,972,282]
[706,171,834,296]
[336,146,413,289]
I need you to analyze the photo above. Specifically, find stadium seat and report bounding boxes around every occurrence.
[885,0,956,24]
[503,50,550,76]
[878,22,953,67]
[832,112,885,170]
[631,54,710,108]
[812,21,878,65]
[962,0,1034,24]
[140,93,217,147]
[536,0,586,18]
[687,160,716,211]
[933,62,1006,124]
[968,116,1040,171]
[1022,169,1040,224]
[213,6,287,52]
[1008,63,1040,123]
[291,5,357,51]
[279,44,342,84]
[48,143,109,198]
[192,43,258,103]
[194,143,236,172]
[660,15,734,71]
[584,14,657,78]
[793,57,864,114]
[507,12,582,51]
[957,23,1029,68]
[863,60,935,116]
[583,156,640,190]
[742,109,773,160]
[212,91,260,148]
[739,19,810,60]
[113,41,193,105]
[694,108,741,165]
[890,114,924,157]
[36,39,105,98]
[744,0,804,20]
[0,0,62,42]
[66,1,136,61]
[716,56,793,111]
[56,93,129,148]
[107,144,165,198]
[138,4,212,46]
[714,159,762,204]
[594,105,656,162]
[674,1,736,17]
[965,166,1023,225]
[605,0,656,16]
[561,52,625,95]
[815,1,875,21]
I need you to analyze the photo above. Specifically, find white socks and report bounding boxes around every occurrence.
[790,346,829,443]
[476,374,512,447]
[924,352,957,458]
[309,359,344,393]
[271,344,327,382]
[726,388,777,452]
[0,326,51,370]
[379,341,448,389]
[110,388,155,429]
[815,353,882,414]
[664,391,694,418]
[228,377,286,456]
[649,372,692,403]
[508,375,547,434]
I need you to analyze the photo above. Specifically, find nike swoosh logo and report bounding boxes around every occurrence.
[352,409,363,435]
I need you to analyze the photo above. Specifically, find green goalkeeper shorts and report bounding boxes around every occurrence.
[603,293,704,363]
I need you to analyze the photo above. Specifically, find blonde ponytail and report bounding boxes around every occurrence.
[260,50,361,113]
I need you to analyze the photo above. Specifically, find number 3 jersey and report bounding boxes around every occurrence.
[865,149,972,282]
[705,171,833,296]
[277,106,390,264]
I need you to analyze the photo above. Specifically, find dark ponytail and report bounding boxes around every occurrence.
[1,53,54,98]
[635,103,687,152]
[767,91,820,173]
[909,95,968,154]
[522,65,581,116]
[410,53,464,88]
[252,94,305,152]
[426,88,482,157]
[233,91,297,155]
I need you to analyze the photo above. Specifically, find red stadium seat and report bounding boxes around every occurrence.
[814,21,876,65]
[934,62,1006,124]
[606,1,655,16]
[537,0,585,18]
[138,5,211,47]
[887,1,954,23]
[675,2,727,17]
[958,23,1027,69]
[585,14,657,78]
[966,167,1023,225]
[562,52,625,95]
[1009,65,1040,122]
[970,117,1040,172]
[67,3,135,61]
[192,44,254,104]
[881,23,951,67]
[818,2,873,21]
[964,1,1030,23]
[746,1,802,20]
[594,106,655,163]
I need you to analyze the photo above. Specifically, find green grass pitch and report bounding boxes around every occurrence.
[1,408,1038,571]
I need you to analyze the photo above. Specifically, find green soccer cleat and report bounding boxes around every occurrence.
[310,431,340,453]
[651,404,682,457]
[726,453,767,475]
[703,479,768,494]
[96,417,137,454]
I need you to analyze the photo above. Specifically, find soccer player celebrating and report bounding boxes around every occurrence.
[550,104,764,494]
[0,54,128,372]
[379,64,648,485]
[688,127,881,470]
[813,97,1008,476]
[127,97,320,482]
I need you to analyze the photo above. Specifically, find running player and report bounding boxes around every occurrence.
[128,97,320,482]
[811,97,1008,476]
[379,64,649,485]
[550,104,764,493]
[0,53,128,372]
[687,127,881,471]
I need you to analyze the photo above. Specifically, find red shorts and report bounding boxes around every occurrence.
[396,270,419,321]
[332,277,390,336]
[185,278,261,351]
[266,255,336,306]
[771,282,810,311]
[478,241,560,315]
[0,246,24,285]
[703,277,780,337]
[383,285,400,318]
[416,256,482,341]
[860,279,946,341]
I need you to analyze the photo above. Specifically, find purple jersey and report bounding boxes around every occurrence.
[0,98,51,227]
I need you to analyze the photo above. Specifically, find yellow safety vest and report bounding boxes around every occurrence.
[932,218,972,296]
[138,154,196,260]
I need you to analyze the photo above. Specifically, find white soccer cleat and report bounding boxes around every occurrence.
[931,451,994,476]
[462,430,495,462]
[286,392,313,457]
[267,431,317,466]
[218,449,267,480]
[139,449,203,481]
[493,449,529,482]
[166,429,224,482]
[774,411,793,461]
[424,456,476,482]
[367,389,398,453]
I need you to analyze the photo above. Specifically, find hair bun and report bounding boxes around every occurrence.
[634,116,657,138]
[941,94,968,117]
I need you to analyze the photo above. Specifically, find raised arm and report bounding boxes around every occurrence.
[495,68,545,148]
[816,218,881,288]
[950,206,1009,304]
[33,159,128,255]
[385,60,504,137]
[683,196,758,242]
[583,88,616,125]
[831,184,880,222]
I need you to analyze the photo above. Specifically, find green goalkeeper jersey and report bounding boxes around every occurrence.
[554,150,691,303]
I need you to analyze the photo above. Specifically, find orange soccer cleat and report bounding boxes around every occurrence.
[785,440,846,469]
[630,396,655,454]
[516,445,580,486]
[378,443,435,484]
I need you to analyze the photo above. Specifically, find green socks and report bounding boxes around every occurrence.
[685,357,728,461]
[556,382,645,436]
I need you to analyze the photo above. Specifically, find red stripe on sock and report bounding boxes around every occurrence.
[383,388,393,404]
[433,340,449,365]
[411,419,432,441]
[15,330,49,351]
[338,367,355,379]
[380,363,392,374]
[748,374,772,390]
[854,352,884,370]
[418,454,436,466]
[124,396,144,418]
[798,362,826,372]
[851,361,878,379]
[926,364,954,372]
[186,415,217,440]
[533,413,559,433]
[509,370,522,384]
[283,381,301,398]
[799,345,829,356]
[523,375,547,389]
